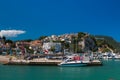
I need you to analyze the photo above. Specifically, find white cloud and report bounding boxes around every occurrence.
[0,30,26,37]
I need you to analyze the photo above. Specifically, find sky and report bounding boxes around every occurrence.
[0,0,120,41]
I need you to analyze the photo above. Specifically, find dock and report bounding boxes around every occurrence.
[87,60,103,66]
[4,62,102,66]
[3,58,62,66]
[3,59,102,66]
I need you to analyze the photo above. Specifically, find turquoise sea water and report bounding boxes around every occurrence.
[0,60,120,80]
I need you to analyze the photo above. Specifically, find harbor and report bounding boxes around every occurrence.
[0,59,119,80]
[0,0,120,79]
[0,31,120,67]
[0,55,102,66]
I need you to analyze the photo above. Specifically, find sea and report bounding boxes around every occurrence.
[0,60,120,80]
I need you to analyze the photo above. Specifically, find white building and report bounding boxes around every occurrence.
[43,42,61,53]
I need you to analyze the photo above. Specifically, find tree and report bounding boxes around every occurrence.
[50,46,55,52]
[78,32,86,38]
[102,48,111,53]
[23,39,33,42]
[24,46,34,54]
[64,42,70,49]
[38,36,47,40]
[3,36,6,41]
[5,39,13,44]
[11,43,16,48]
[71,35,78,53]
[96,39,106,47]
[77,48,83,53]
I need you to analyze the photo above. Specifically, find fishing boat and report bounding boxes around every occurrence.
[58,55,90,67]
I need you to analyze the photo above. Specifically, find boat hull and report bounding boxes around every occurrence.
[58,63,87,67]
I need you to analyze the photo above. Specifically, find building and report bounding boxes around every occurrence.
[43,42,61,53]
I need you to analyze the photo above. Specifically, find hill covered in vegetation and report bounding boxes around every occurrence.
[1,32,120,54]
[94,35,120,52]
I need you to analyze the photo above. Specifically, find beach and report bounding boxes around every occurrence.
[0,55,9,64]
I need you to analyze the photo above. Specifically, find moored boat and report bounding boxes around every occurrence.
[58,55,90,67]
[58,60,89,67]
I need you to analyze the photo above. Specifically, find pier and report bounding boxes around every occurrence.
[87,60,103,66]
[3,58,62,66]
[3,58,102,66]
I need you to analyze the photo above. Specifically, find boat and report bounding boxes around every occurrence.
[58,59,89,67]
[58,55,90,67]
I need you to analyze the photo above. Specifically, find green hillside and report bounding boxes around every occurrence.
[95,35,120,52]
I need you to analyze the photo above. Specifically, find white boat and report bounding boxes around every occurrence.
[113,54,120,59]
[102,52,120,59]
[58,55,90,67]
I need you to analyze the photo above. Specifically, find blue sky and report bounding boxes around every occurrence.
[0,0,120,41]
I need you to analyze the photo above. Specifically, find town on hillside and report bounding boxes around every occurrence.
[0,32,120,62]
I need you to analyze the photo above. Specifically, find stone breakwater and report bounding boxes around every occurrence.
[3,58,62,66]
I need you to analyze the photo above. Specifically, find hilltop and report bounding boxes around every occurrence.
[37,32,120,53]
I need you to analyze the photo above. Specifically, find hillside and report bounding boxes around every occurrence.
[95,35,120,52]
[1,32,120,54]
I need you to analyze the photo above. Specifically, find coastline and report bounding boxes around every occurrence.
[0,55,102,66]
[0,55,62,65]
[0,55,9,64]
